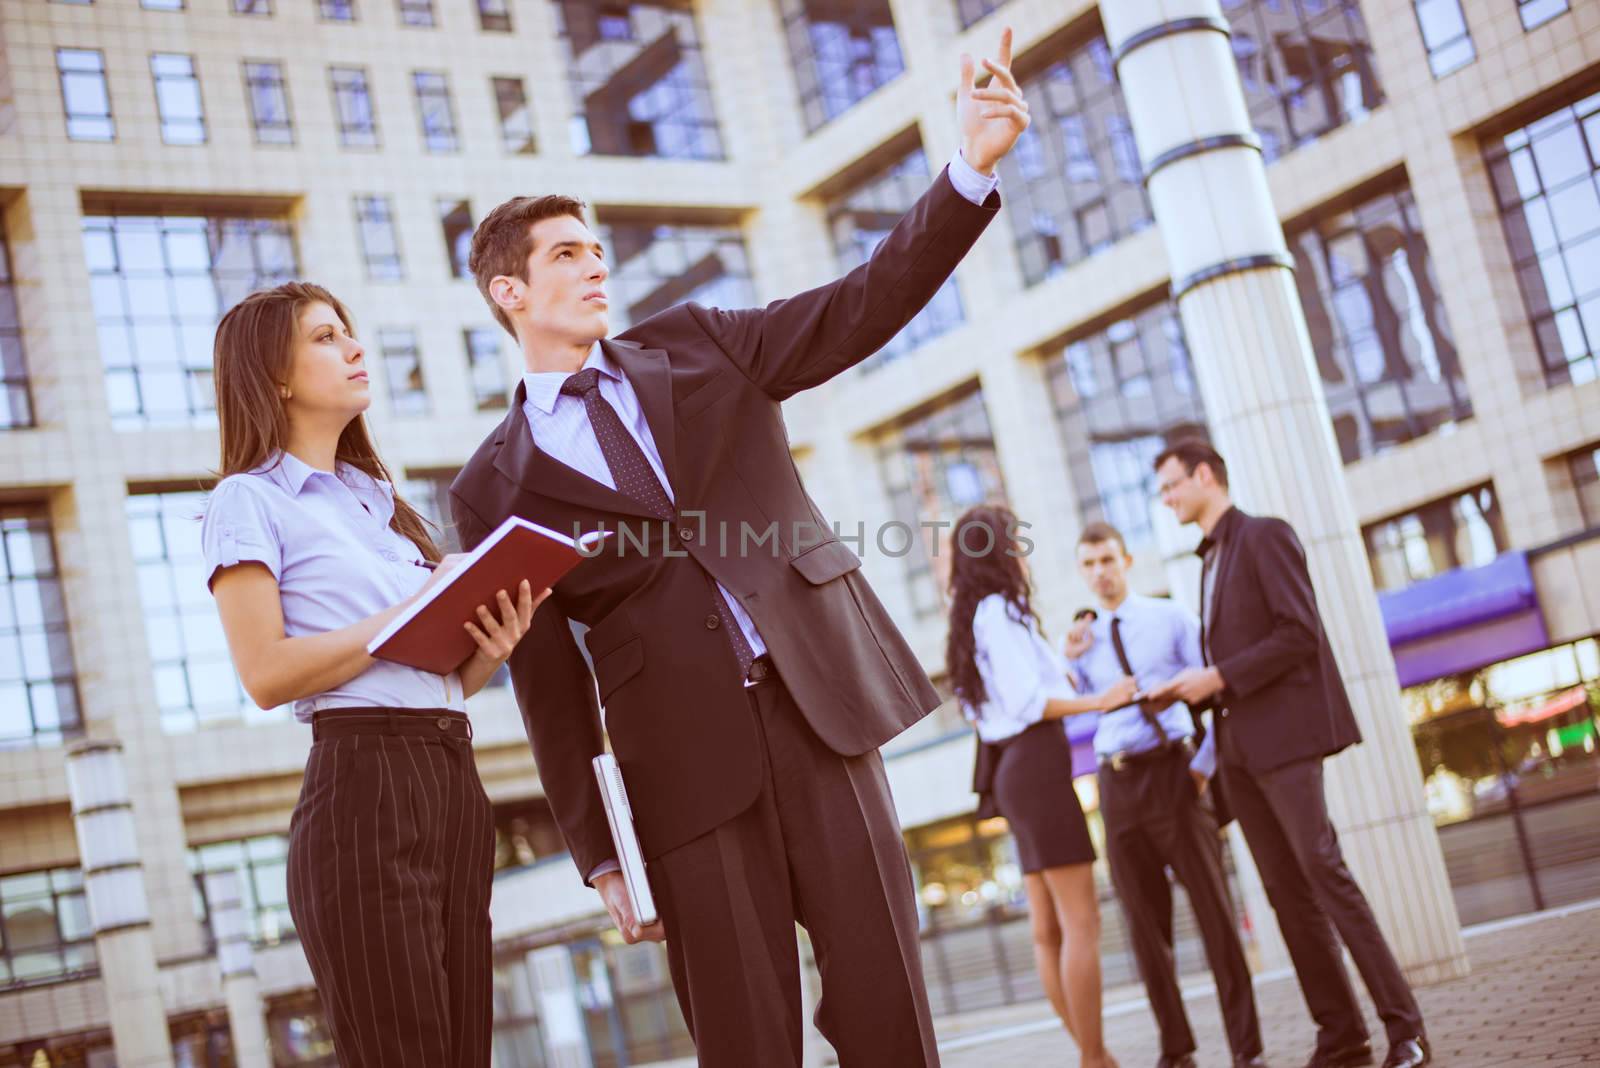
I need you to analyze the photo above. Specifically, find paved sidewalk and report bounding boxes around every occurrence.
[936,901,1600,1067]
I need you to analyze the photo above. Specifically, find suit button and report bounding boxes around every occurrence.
[436,716,450,730]
[705,614,720,630]
[1219,708,1229,718]
[678,526,695,543]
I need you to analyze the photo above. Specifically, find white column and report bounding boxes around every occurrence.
[202,870,271,1068]
[1099,0,1468,983]
[65,741,176,1068]
[531,945,593,1068]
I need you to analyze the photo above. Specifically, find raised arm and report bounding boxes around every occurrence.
[686,28,1029,400]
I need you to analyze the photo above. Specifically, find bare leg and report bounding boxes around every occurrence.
[1043,863,1117,1068]
[1023,872,1076,1042]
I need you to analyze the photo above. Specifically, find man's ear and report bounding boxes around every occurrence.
[489,274,522,314]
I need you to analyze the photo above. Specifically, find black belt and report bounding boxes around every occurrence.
[745,654,778,687]
[1099,735,1195,773]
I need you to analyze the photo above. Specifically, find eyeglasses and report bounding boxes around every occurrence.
[1156,469,1192,495]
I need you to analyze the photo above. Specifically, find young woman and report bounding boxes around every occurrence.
[945,505,1132,1068]
[203,282,546,1066]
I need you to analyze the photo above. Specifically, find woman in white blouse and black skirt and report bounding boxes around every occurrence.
[202,283,548,1066]
[946,505,1134,1068]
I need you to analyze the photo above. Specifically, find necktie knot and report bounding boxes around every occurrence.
[561,368,602,398]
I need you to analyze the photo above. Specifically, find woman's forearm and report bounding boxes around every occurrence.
[246,603,408,709]
[1041,694,1103,719]
[458,651,505,699]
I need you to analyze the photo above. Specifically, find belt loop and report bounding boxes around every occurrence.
[311,713,322,742]
[464,714,473,742]
[386,709,399,736]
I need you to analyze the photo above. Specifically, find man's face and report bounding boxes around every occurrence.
[1076,538,1131,603]
[1157,456,1207,525]
[511,214,610,344]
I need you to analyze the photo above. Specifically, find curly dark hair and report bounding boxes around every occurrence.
[944,505,1040,713]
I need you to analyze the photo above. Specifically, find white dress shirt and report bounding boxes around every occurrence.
[962,594,1080,743]
[200,450,467,722]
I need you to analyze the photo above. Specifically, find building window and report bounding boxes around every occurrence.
[0,868,96,989]
[152,53,206,145]
[128,491,289,732]
[597,216,755,329]
[267,991,337,1064]
[84,212,297,428]
[1222,0,1383,163]
[1363,485,1507,591]
[465,328,508,410]
[877,389,1009,620]
[143,0,184,9]
[492,952,550,1065]
[379,328,428,415]
[439,199,474,280]
[57,48,114,142]
[554,0,725,160]
[493,76,536,155]
[824,146,964,369]
[478,0,512,32]
[318,0,356,19]
[355,195,403,281]
[234,0,272,13]
[955,0,1008,29]
[0,223,36,429]
[1045,303,1207,548]
[779,0,904,133]
[0,508,82,750]
[1486,91,1600,387]
[1568,446,1600,528]
[413,71,459,152]
[190,836,295,948]
[998,32,1149,286]
[1414,0,1474,78]
[1290,184,1470,464]
[243,61,293,145]
[402,469,463,553]
[1519,0,1569,30]
[397,0,434,26]
[331,66,379,147]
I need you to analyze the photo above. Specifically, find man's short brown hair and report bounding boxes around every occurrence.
[1077,520,1129,554]
[467,194,589,337]
[1153,439,1229,489]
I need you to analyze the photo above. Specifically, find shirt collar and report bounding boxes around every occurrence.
[1195,505,1241,559]
[522,342,615,416]
[259,451,395,519]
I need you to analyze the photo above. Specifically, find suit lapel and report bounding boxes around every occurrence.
[491,378,659,520]
[1206,508,1245,635]
[602,337,678,493]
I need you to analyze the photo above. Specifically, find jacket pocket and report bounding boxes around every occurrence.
[594,636,644,704]
[677,371,737,420]
[789,539,863,585]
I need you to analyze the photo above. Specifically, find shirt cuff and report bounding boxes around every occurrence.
[1189,727,1217,779]
[588,859,621,882]
[948,149,1000,206]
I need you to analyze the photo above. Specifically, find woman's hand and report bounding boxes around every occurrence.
[1098,675,1138,712]
[463,580,550,664]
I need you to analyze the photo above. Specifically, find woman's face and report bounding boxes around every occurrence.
[283,301,369,420]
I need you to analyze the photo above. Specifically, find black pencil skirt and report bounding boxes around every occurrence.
[992,721,1096,873]
[286,707,495,1067]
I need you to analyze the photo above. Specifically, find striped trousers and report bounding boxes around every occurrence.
[287,708,495,1067]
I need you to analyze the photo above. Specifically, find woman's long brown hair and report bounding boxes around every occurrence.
[944,504,1038,713]
[212,281,442,562]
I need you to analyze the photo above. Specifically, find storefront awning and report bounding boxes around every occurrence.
[1378,551,1548,687]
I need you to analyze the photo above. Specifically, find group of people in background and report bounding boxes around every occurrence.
[946,439,1431,1068]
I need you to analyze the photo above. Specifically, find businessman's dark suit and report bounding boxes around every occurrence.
[1199,506,1423,1053]
[450,169,998,1066]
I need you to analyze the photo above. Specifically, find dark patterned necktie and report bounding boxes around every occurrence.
[561,368,756,677]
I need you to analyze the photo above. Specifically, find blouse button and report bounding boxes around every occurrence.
[381,548,399,561]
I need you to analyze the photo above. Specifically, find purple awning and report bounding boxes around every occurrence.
[1378,552,1547,687]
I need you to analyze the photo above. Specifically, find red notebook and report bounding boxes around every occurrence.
[367,516,609,676]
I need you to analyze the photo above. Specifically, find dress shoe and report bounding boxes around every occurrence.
[1156,1055,1197,1068]
[1302,1044,1373,1068]
[1235,1056,1270,1068]
[1380,1038,1430,1068]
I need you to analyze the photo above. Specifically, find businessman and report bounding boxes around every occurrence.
[447,30,1030,1067]
[1066,521,1264,1068]
[1147,440,1429,1068]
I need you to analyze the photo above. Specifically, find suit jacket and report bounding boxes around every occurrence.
[1199,506,1362,773]
[450,167,999,877]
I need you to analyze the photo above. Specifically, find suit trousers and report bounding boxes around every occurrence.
[1099,748,1262,1061]
[648,674,940,1067]
[1217,744,1423,1048]
[286,709,496,1067]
